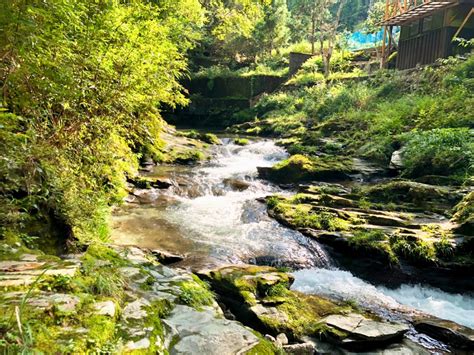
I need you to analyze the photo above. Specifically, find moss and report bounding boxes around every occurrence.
[202,133,221,145]
[83,314,117,349]
[267,196,351,232]
[262,154,354,184]
[83,244,128,267]
[265,154,314,183]
[143,299,173,353]
[453,192,474,223]
[202,265,355,340]
[364,181,460,208]
[246,337,282,355]
[312,322,349,340]
[234,137,250,146]
[177,277,215,310]
[452,192,474,235]
[170,149,205,164]
[177,130,221,145]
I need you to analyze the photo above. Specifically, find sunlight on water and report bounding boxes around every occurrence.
[161,139,329,267]
[292,268,474,328]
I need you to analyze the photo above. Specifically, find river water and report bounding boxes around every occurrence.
[111,138,474,329]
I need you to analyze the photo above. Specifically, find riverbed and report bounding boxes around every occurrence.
[111,137,474,330]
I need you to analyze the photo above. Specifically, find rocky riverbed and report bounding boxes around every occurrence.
[2,136,473,354]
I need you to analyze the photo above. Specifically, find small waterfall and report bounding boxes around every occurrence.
[141,138,333,269]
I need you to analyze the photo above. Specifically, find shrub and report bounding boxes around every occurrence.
[390,235,436,265]
[401,128,473,178]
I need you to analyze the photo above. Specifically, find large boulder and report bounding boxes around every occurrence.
[414,318,474,351]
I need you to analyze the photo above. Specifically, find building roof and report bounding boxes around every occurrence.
[382,0,459,26]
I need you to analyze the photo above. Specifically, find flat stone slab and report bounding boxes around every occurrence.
[122,298,150,321]
[3,292,79,312]
[324,313,409,342]
[94,300,116,317]
[0,261,45,272]
[164,305,259,355]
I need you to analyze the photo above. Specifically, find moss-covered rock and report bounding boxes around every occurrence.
[452,191,474,236]
[198,265,409,350]
[1,246,278,354]
[258,155,354,184]
[364,180,462,209]
[128,176,173,189]
[234,137,250,146]
[266,195,353,232]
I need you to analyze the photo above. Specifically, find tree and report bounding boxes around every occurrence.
[364,0,386,60]
[254,0,290,55]
[289,0,347,77]
[319,0,347,78]
[199,0,271,63]
[0,0,204,244]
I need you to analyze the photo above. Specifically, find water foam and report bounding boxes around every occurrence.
[292,268,474,328]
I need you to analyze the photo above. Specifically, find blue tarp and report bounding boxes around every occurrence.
[347,28,400,50]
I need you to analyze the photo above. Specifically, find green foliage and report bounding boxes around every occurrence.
[254,0,290,55]
[0,0,204,247]
[390,235,437,265]
[434,236,455,260]
[401,128,473,178]
[241,55,473,182]
[348,230,398,265]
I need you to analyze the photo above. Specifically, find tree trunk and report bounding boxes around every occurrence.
[311,11,316,55]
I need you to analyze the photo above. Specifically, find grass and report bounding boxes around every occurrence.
[348,230,398,265]
[235,55,474,185]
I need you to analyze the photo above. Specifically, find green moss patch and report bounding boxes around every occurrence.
[260,154,354,184]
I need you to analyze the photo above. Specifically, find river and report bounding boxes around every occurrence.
[111,137,474,330]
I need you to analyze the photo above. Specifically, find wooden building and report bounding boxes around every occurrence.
[382,0,474,69]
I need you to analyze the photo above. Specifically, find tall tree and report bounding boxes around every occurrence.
[319,0,347,78]
[289,0,347,77]
[199,0,271,63]
[254,0,290,55]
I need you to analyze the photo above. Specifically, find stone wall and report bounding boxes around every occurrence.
[289,52,312,76]
[168,74,287,127]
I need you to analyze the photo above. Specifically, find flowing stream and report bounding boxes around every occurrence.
[112,137,474,329]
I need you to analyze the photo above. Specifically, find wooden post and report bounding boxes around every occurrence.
[381,0,391,68]
[453,8,474,39]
